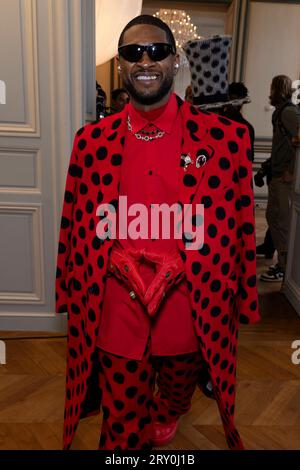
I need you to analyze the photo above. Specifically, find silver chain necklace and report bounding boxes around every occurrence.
[126,115,165,142]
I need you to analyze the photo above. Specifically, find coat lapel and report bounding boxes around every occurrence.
[178,101,215,206]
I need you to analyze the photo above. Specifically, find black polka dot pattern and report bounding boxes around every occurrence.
[183,36,232,103]
[55,101,259,451]
[97,345,206,450]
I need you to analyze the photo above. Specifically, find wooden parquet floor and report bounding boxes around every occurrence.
[1,209,300,450]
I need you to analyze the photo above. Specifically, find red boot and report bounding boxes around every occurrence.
[151,419,179,447]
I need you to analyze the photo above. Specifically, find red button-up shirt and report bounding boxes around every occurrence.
[96,93,199,359]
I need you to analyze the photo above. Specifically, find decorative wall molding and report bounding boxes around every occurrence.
[0,0,40,137]
[0,203,45,304]
[0,0,95,331]
[0,313,67,333]
[0,147,41,193]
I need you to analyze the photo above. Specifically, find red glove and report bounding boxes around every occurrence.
[143,251,186,317]
[108,245,186,317]
[108,246,146,304]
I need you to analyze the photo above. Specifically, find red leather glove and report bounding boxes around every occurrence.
[108,247,146,304]
[143,251,186,317]
[108,245,186,316]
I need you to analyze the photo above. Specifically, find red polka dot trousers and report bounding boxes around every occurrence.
[97,340,205,450]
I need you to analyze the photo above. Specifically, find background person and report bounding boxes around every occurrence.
[260,75,300,282]
[221,82,255,161]
[184,84,193,103]
[111,87,130,113]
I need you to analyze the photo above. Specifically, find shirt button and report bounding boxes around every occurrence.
[149,170,153,175]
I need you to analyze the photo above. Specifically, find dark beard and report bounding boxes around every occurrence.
[123,74,174,105]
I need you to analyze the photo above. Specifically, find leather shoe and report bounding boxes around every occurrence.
[151,419,179,447]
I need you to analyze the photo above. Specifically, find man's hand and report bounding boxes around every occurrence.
[108,249,147,303]
[143,252,186,317]
[108,247,186,316]
[254,169,265,187]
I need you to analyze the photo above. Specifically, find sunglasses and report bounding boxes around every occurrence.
[118,43,175,63]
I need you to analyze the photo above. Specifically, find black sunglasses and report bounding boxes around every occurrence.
[118,43,175,63]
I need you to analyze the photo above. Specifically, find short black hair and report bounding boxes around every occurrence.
[228,82,249,99]
[118,14,176,52]
[111,88,128,101]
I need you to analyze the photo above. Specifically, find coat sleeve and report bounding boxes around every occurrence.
[234,128,261,325]
[55,131,82,313]
[281,106,300,136]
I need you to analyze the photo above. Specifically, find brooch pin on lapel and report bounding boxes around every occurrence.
[196,154,207,168]
[181,153,194,171]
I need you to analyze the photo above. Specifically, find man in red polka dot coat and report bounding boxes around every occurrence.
[55,15,260,450]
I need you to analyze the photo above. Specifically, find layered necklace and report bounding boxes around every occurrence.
[126,115,165,142]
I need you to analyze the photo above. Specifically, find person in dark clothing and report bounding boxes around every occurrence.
[96,81,108,120]
[221,82,255,161]
[254,158,276,259]
[257,228,275,259]
[184,84,193,104]
[111,88,129,113]
[260,75,300,282]
[222,83,276,259]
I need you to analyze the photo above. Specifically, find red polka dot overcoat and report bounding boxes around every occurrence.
[55,96,260,450]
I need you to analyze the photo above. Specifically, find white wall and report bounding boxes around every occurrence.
[241,2,300,315]
[243,1,300,141]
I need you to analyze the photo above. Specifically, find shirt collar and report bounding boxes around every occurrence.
[127,93,179,135]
